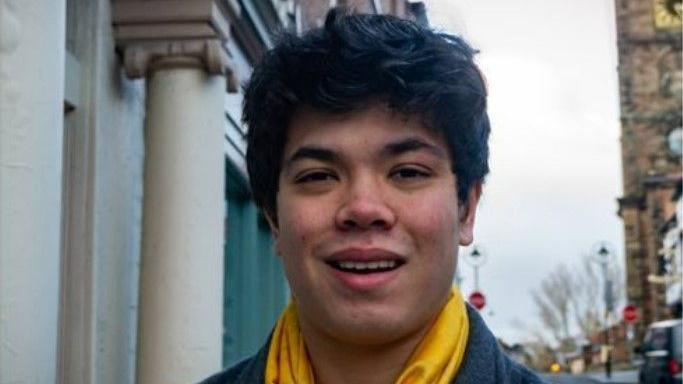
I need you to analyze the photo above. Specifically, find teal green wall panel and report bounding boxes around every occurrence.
[223,186,289,367]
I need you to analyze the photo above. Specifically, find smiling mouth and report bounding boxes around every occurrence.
[327,260,406,274]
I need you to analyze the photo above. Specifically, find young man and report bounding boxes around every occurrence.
[203,8,544,384]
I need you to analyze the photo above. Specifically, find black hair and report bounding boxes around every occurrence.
[244,8,490,223]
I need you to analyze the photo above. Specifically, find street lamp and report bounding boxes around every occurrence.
[465,245,487,292]
[591,241,615,379]
[593,243,615,314]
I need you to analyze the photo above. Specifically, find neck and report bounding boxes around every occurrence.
[298,319,433,384]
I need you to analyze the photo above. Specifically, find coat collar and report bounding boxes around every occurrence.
[216,304,540,384]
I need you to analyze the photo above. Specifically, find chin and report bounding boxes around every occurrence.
[330,321,409,347]
[323,308,426,347]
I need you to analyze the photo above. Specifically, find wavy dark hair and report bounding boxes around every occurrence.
[244,8,490,223]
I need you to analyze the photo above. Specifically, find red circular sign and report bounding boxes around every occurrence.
[623,305,638,323]
[468,291,486,310]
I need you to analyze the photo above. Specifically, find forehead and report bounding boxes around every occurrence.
[284,104,447,155]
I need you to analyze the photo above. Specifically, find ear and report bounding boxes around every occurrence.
[458,182,482,246]
[263,211,282,256]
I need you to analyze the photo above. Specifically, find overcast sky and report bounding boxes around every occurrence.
[423,0,624,343]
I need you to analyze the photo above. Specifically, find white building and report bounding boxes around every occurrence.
[1,1,293,383]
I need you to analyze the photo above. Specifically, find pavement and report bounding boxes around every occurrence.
[584,369,638,383]
[542,374,598,384]
[541,369,638,384]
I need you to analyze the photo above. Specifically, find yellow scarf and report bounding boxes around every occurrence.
[265,286,469,384]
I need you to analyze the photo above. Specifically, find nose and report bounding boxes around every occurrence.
[335,177,397,231]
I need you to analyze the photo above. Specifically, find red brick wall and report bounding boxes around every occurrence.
[615,0,682,339]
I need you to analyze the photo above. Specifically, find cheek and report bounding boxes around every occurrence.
[405,192,459,240]
[276,201,326,252]
[275,201,333,299]
[400,190,460,274]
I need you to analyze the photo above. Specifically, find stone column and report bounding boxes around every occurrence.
[0,1,66,383]
[113,2,234,382]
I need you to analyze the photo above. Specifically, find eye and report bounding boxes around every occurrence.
[390,166,431,180]
[295,171,338,183]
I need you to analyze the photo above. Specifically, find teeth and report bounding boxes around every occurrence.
[336,260,398,271]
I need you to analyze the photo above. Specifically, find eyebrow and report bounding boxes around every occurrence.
[285,146,341,168]
[284,136,447,169]
[382,137,447,159]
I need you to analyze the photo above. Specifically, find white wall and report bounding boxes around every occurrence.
[58,1,145,383]
[0,1,66,382]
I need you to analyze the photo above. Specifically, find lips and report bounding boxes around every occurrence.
[326,248,406,273]
[324,248,406,290]
[332,260,400,273]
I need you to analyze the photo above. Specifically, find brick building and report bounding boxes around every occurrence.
[615,0,682,338]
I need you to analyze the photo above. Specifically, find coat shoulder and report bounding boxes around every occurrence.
[504,358,547,384]
[453,305,547,384]
[197,358,251,384]
[198,333,271,384]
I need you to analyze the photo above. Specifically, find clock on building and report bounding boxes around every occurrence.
[654,0,683,29]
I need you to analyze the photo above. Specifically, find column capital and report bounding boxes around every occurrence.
[113,0,238,91]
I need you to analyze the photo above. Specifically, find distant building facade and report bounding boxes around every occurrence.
[0,1,423,384]
[659,184,682,317]
[614,0,682,337]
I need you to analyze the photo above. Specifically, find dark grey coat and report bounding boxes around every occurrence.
[200,305,546,384]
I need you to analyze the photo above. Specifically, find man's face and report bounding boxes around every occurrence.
[273,104,479,346]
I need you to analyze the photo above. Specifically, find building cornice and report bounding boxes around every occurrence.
[643,174,683,189]
[617,195,646,217]
[112,0,238,91]
[618,176,682,217]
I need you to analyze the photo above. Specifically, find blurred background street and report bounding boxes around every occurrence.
[0,0,680,383]
[543,369,639,384]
